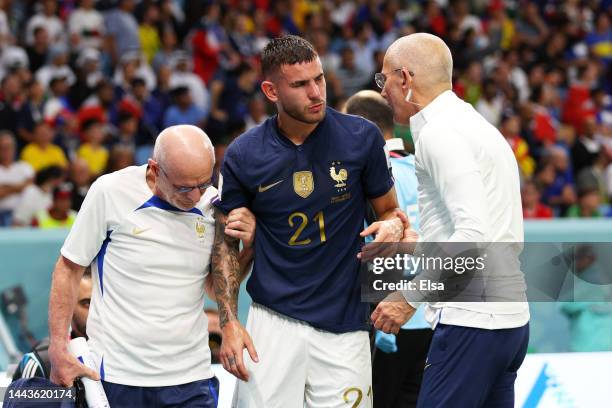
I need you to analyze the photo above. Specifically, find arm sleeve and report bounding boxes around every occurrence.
[420,127,488,242]
[215,141,252,214]
[60,177,109,267]
[361,122,394,199]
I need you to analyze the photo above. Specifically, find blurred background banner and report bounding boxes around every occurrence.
[515,352,612,408]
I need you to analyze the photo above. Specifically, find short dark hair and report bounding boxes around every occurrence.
[345,93,394,135]
[261,35,318,78]
[35,165,64,186]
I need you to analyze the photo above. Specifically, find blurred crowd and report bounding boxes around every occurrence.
[0,0,611,228]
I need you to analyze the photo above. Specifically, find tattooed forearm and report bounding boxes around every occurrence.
[212,208,241,327]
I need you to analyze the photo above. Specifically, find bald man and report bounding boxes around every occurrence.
[371,34,530,408]
[48,125,254,407]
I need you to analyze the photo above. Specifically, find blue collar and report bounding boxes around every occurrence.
[135,195,203,216]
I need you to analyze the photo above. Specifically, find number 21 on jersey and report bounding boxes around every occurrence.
[288,211,326,246]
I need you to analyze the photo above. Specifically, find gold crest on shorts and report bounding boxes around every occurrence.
[293,171,314,198]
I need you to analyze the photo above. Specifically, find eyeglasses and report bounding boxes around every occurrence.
[374,67,414,89]
[158,165,212,194]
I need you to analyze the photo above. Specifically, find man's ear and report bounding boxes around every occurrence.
[261,81,278,103]
[401,68,411,89]
[148,158,159,175]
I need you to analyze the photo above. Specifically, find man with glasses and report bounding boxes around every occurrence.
[371,33,530,408]
[47,125,254,407]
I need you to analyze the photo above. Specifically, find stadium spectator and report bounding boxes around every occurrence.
[566,173,603,218]
[16,80,45,148]
[77,118,108,176]
[104,0,141,65]
[25,26,50,74]
[138,2,161,64]
[476,77,505,127]
[522,180,553,219]
[562,61,599,134]
[33,184,77,228]
[228,13,258,61]
[25,0,65,47]
[190,2,237,85]
[43,74,77,136]
[571,115,602,176]
[0,73,25,140]
[244,95,269,131]
[130,77,164,162]
[110,108,139,153]
[12,165,64,227]
[104,144,134,174]
[501,111,536,179]
[69,48,103,110]
[168,50,210,112]
[206,63,258,142]
[20,121,68,171]
[336,45,372,99]
[68,0,105,52]
[65,158,91,212]
[163,86,206,129]
[152,26,180,72]
[35,43,75,91]
[586,13,612,64]
[540,146,577,215]
[0,131,34,226]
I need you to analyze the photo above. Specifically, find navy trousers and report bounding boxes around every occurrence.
[102,377,219,408]
[417,323,529,408]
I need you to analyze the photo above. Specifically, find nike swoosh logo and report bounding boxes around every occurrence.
[424,363,432,370]
[132,227,152,235]
[258,180,283,193]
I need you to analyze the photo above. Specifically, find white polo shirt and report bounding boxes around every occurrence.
[61,165,216,386]
[407,90,529,330]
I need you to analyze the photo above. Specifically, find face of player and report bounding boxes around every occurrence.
[72,277,92,339]
[274,57,327,125]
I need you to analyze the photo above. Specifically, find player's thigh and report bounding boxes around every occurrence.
[305,330,372,408]
[233,304,307,408]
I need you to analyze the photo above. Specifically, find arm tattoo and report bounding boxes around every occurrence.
[211,208,241,327]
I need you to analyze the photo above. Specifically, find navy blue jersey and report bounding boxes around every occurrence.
[217,107,393,333]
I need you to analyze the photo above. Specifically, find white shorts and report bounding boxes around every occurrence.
[232,303,372,408]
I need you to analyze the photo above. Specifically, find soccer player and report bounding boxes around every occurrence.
[371,33,530,408]
[217,35,404,408]
[48,125,252,407]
